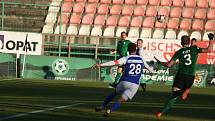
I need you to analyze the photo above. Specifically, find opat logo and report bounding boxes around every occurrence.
[0,35,4,49]
[52,59,69,75]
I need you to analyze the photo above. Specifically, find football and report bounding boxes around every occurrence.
[156,14,166,23]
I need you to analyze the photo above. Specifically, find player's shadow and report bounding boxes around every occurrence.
[42,66,55,80]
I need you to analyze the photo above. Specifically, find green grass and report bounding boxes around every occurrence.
[0,79,215,121]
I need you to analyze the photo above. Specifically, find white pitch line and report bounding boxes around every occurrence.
[0,103,84,121]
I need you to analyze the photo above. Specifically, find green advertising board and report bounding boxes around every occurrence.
[100,63,214,87]
[20,55,97,81]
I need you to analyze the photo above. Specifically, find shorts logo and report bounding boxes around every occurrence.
[52,59,69,76]
[0,35,4,49]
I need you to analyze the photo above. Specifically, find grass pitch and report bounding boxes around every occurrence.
[0,79,214,121]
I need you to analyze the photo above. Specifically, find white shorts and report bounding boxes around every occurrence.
[116,81,139,101]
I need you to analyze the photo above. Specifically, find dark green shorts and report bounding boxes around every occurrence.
[173,73,195,90]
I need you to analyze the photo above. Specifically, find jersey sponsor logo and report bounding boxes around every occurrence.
[127,60,143,63]
[52,59,69,76]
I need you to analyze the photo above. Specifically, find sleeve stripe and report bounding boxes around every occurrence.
[114,60,119,65]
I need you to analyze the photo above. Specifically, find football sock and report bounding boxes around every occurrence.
[113,72,121,84]
[161,97,178,114]
[102,92,117,108]
[110,101,121,112]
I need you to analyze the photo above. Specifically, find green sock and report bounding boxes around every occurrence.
[113,73,121,84]
[161,97,178,114]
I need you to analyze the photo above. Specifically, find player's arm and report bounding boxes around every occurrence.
[154,51,178,68]
[93,57,127,68]
[199,33,214,53]
[141,57,154,73]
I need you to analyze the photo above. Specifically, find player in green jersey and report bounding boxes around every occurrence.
[109,32,132,88]
[154,34,214,118]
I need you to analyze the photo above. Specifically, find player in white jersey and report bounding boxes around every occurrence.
[93,43,154,116]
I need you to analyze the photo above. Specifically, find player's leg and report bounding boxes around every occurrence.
[181,75,195,100]
[95,90,118,111]
[140,83,146,92]
[104,96,126,116]
[104,82,139,116]
[110,66,123,88]
[156,74,184,118]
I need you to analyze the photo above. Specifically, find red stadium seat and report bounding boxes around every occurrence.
[110,5,122,15]
[192,20,204,30]
[207,9,215,20]
[182,8,194,18]
[106,15,118,26]
[85,3,97,14]
[112,0,124,4]
[172,0,184,7]
[137,0,148,5]
[130,17,142,27]
[210,0,215,8]
[125,0,136,5]
[205,20,215,31]
[100,0,111,4]
[122,6,133,16]
[158,7,169,16]
[149,0,160,6]
[118,16,130,27]
[57,14,68,24]
[167,18,179,29]
[94,15,105,25]
[161,0,172,6]
[134,6,145,16]
[195,9,206,19]
[155,21,166,28]
[97,4,109,15]
[70,14,81,24]
[197,0,208,8]
[82,14,93,25]
[88,0,99,3]
[146,6,157,17]
[180,19,191,30]
[142,17,155,28]
[73,3,84,13]
[170,7,182,18]
[76,0,86,2]
[62,2,72,13]
[185,0,196,8]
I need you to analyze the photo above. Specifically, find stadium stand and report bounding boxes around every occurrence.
[43,0,215,41]
[0,0,50,32]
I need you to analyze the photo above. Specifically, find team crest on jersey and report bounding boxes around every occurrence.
[52,59,69,75]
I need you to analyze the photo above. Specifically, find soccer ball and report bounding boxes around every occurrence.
[156,14,166,23]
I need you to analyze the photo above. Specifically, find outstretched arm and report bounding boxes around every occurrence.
[201,33,214,53]
[92,57,127,68]
[154,57,175,68]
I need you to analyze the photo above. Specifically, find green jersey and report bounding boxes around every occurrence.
[172,45,202,76]
[117,40,132,57]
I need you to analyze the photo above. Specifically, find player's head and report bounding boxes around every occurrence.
[191,38,197,45]
[137,39,143,48]
[128,43,137,54]
[181,35,190,47]
[121,32,128,40]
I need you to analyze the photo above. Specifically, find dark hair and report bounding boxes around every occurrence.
[121,31,128,36]
[181,35,190,46]
[128,43,136,53]
[191,38,197,42]
[137,39,143,42]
